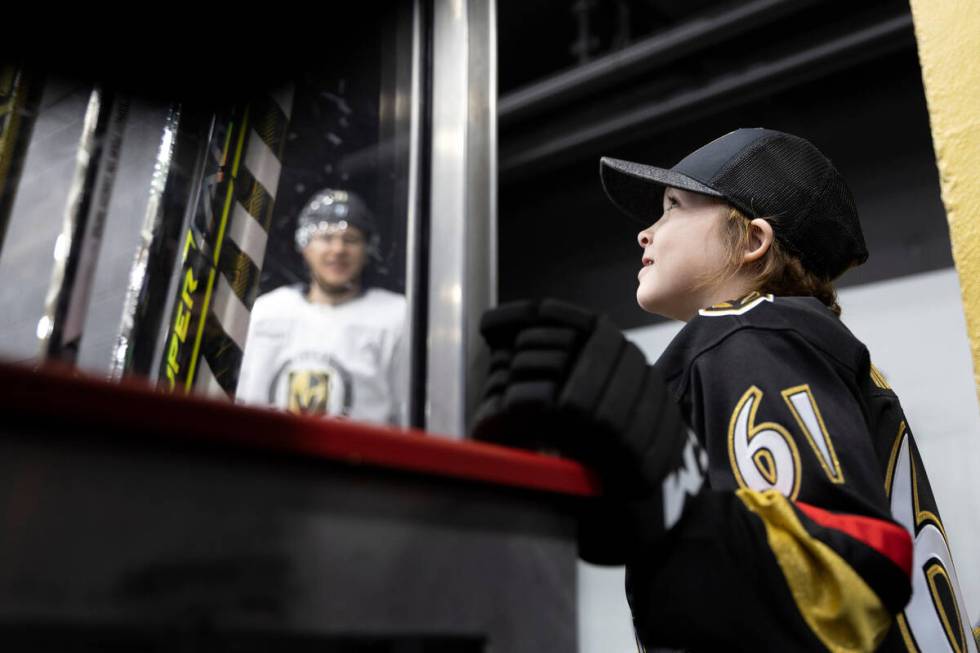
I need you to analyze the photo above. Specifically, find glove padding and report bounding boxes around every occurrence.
[473,299,689,493]
[472,299,706,563]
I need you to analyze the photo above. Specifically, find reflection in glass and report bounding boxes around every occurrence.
[228,17,415,426]
[0,2,415,429]
[237,189,406,425]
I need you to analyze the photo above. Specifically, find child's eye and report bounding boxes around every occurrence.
[664,196,679,211]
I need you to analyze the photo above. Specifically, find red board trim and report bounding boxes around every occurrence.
[0,362,600,497]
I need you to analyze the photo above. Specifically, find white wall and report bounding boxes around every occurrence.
[578,267,980,651]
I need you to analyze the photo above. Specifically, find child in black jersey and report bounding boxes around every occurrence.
[475,128,975,651]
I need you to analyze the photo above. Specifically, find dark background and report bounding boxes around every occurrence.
[0,0,950,333]
[497,0,950,329]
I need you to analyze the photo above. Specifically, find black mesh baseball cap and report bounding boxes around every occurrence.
[600,128,868,280]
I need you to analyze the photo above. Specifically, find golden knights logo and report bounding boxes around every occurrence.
[269,353,353,417]
[287,370,331,415]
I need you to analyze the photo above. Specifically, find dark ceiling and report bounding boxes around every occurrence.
[495,0,950,330]
[499,0,724,93]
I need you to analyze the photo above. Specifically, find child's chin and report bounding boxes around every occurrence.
[636,292,665,317]
[637,293,691,322]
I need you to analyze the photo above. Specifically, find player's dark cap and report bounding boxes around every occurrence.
[295,188,377,250]
[600,128,868,280]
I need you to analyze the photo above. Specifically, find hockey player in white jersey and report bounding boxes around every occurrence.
[236,189,406,425]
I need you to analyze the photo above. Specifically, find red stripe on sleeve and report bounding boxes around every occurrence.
[796,501,912,576]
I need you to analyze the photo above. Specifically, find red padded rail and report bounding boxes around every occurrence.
[0,362,600,497]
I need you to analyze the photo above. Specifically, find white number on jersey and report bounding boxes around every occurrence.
[887,425,976,653]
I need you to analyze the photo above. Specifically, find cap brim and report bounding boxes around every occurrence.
[599,156,725,224]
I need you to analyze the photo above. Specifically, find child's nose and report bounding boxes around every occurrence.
[638,228,653,248]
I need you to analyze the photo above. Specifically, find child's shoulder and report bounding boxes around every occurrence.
[655,293,866,383]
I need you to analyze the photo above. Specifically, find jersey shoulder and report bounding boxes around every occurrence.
[251,284,305,318]
[654,293,867,390]
[364,287,407,309]
[360,288,407,325]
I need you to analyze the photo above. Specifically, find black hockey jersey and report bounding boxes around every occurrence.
[627,293,975,652]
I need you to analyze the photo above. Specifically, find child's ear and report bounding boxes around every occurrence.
[743,218,775,264]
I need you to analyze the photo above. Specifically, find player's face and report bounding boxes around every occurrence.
[636,186,731,321]
[302,223,369,291]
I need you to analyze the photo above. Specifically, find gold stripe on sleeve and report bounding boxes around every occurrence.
[737,488,892,653]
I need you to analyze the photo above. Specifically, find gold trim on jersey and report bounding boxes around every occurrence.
[727,386,802,500]
[781,384,845,484]
[737,489,891,652]
[870,363,892,390]
[897,615,917,651]
[884,421,906,495]
[753,449,778,485]
[885,422,948,542]
[698,292,774,317]
[896,562,970,653]
[885,421,970,653]
[926,563,967,653]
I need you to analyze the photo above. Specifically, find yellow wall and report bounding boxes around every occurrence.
[909,1,980,406]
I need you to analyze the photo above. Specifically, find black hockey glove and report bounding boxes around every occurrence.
[474,298,684,491]
[472,299,707,562]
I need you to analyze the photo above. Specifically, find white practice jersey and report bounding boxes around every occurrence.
[236,285,407,426]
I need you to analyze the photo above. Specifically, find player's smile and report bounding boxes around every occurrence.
[303,225,369,292]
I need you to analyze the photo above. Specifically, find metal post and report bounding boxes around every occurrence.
[427,0,497,437]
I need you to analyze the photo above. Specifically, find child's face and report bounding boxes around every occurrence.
[636,186,732,321]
